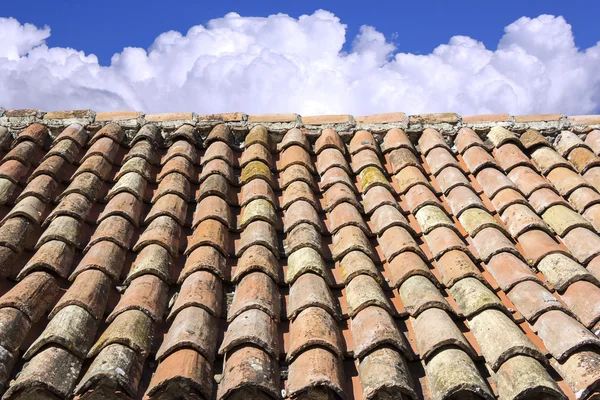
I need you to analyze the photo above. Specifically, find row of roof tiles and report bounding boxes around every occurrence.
[0,120,598,399]
[2,109,600,133]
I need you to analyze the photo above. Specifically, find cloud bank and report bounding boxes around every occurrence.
[0,11,599,115]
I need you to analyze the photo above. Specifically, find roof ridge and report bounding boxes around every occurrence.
[1,108,599,137]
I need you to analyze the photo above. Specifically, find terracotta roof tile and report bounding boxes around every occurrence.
[4,117,600,399]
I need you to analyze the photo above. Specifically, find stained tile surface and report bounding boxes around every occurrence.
[0,114,599,399]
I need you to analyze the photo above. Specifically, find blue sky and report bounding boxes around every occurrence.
[3,0,599,66]
[1,1,600,115]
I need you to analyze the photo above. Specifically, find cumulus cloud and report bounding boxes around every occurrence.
[0,11,599,115]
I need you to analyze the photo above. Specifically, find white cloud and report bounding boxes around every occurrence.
[0,11,599,115]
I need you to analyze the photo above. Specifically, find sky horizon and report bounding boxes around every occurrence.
[1,1,600,115]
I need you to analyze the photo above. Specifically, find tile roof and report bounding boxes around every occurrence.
[0,109,599,399]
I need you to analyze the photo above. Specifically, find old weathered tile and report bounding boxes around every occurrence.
[347,274,391,317]
[350,130,378,154]
[241,143,273,168]
[240,177,276,207]
[280,128,310,151]
[542,204,593,236]
[280,145,313,173]
[76,343,143,398]
[555,350,600,399]
[107,171,147,201]
[388,147,421,174]
[339,250,379,284]
[534,310,600,361]
[477,167,519,199]
[487,252,540,292]
[537,253,597,291]
[17,174,58,203]
[382,128,412,154]
[315,128,346,154]
[507,280,566,321]
[0,216,36,252]
[284,222,322,255]
[371,204,411,235]
[436,250,482,288]
[450,277,503,317]
[469,309,545,371]
[425,147,460,175]
[445,186,485,217]
[359,166,390,193]
[495,355,564,400]
[425,348,493,400]
[228,271,279,322]
[380,225,422,262]
[238,220,278,257]
[463,147,499,175]
[156,307,218,361]
[0,307,32,352]
[531,146,572,175]
[547,167,592,196]
[472,226,519,262]
[146,349,213,400]
[286,246,331,285]
[352,305,411,360]
[352,149,383,173]
[281,164,314,189]
[405,184,441,213]
[169,270,222,320]
[561,280,600,328]
[53,123,88,147]
[488,126,519,148]
[71,240,127,280]
[284,200,321,233]
[19,239,75,279]
[388,250,434,288]
[107,274,169,323]
[24,305,97,359]
[288,306,343,360]
[288,273,339,320]
[424,226,470,260]
[201,141,233,166]
[456,127,484,154]
[4,346,82,400]
[520,128,550,149]
[180,245,226,282]
[413,307,476,360]
[88,309,153,357]
[363,185,398,214]
[0,271,59,322]
[53,269,111,320]
[219,309,278,358]
[217,346,280,400]
[358,347,417,400]
[398,275,452,317]
[287,347,344,399]
[436,166,470,195]
[86,215,134,251]
[394,166,431,194]
[193,195,232,228]
[329,202,368,234]
[415,204,454,234]
[99,191,142,226]
[235,244,279,283]
[332,225,374,261]
[418,128,449,156]
[135,215,182,257]
[562,227,600,263]
[205,124,233,145]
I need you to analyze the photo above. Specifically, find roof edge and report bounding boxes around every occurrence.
[1,109,599,140]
